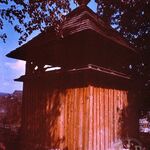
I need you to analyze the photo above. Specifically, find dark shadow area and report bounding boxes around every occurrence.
[119,89,150,149]
[20,83,68,150]
[45,88,66,149]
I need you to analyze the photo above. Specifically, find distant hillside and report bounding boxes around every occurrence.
[0,93,9,97]
[0,91,22,96]
[0,91,22,102]
[0,91,22,127]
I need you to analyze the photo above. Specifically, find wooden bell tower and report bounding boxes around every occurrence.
[7,1,140,150]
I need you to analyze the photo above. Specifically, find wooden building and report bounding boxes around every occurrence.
[7,0,140,149]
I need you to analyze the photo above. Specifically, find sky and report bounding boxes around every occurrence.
[0,1,97,93]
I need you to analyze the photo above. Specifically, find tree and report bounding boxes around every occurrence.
[0,0,72,44]
[96,0,149,86]
[96,0,149,51]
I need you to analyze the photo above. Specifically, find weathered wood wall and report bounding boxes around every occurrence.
[21,83,128,150]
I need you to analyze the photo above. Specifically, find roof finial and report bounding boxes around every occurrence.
[76,0,90,6]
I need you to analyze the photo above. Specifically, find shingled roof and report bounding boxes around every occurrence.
[6,5,139,70]
[61,5,135,50]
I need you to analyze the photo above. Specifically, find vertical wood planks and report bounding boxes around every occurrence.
[22,84,129,150]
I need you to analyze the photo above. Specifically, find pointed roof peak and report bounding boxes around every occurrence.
[76,0,90,6]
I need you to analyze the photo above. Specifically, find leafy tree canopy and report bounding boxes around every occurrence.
[96,0,150,87]
[96,0,149,51]
[0,0,72,44]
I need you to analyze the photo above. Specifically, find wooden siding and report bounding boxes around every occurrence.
[21,84,128,150]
